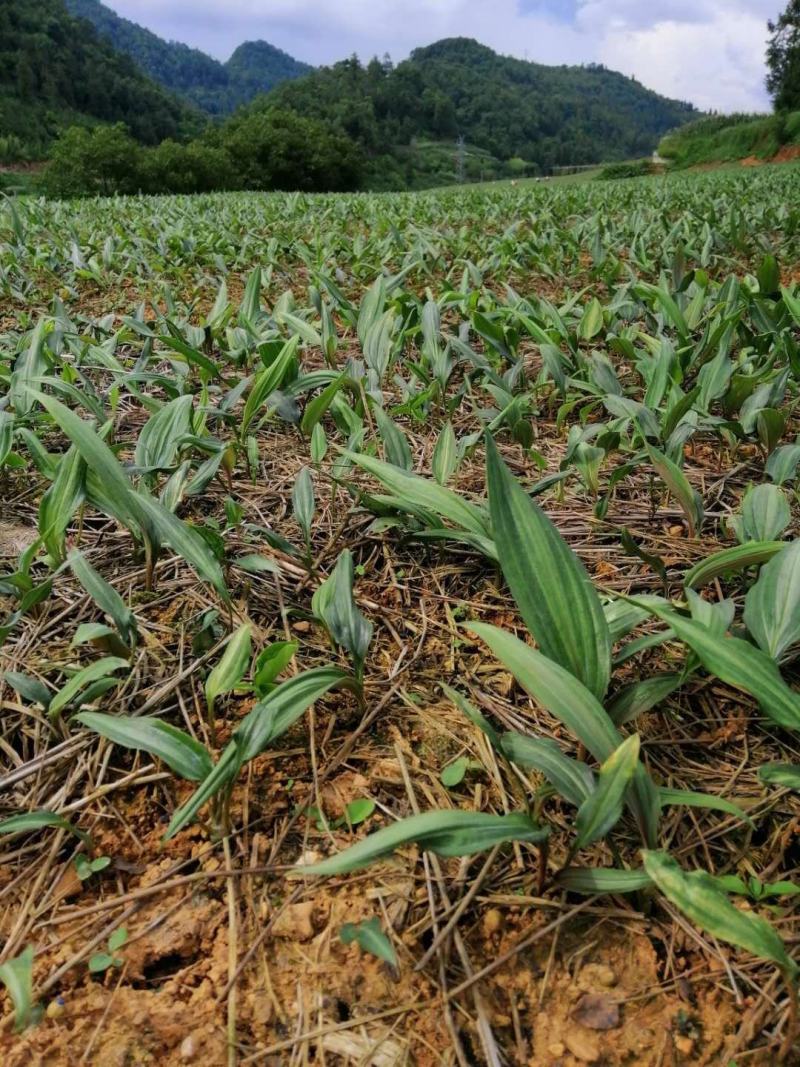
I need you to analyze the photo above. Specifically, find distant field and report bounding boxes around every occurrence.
[3,164,800,1064]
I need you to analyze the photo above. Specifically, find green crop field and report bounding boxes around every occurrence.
[3,162,800,1063]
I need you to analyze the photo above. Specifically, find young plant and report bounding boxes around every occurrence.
[312,549,373,687]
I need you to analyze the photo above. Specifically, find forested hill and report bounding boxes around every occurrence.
[64,0,312,114]
[0,0,196,160]
[267,37,700,168]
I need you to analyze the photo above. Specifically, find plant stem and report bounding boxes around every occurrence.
[223,834,238,1067]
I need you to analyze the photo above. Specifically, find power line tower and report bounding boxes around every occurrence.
[455,135,465,184]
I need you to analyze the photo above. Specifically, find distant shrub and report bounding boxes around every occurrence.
[138,140,232,194]
[41,124,142,198]
[597,159,654,180]
[221,108,364,192]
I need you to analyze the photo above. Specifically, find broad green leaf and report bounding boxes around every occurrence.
[4,670,51,708]
[638,599,800,731]
[432,422,458,485]
[340,917,398,968]
[312,550,372,678]
[253,640,298,693]
[499,732,594,807]
[0,810,91,848]
[205,623,252,717]
[345,450,490,540]
[440,758,470,787]
[557,867,652,894]
[658,787,752,825]
[38,445,85,562]
[767,443,800,485]
[71,623,116,646]
[344,799,375,826]
[28,390,147,538]
[607,673,683,726]
[165,667,352,839]
[296,810,549,876]
[744,541,800,660]
[646,443,703,538]
[574,735,640,850]
[373,405,412,470]
[643,851,797,977]
[684,541,785,589]
[292,467,315,549]
[0,947,36,1031]
[301,374,345,436]
[48,657,129,719]
[467,621,659,846]
[0,410,14,466]
[68,550,137,648]
[732,484,790,544]
[578,297,604,340]
[241,335,300,437]
[134,395,193,471]
[76,711,213,782]
[759,763,800,790]
[135,493,229,601]
[486,434,611,699]
[233,554,280,575]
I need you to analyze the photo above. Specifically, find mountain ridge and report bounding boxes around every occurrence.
[63,0,313,114]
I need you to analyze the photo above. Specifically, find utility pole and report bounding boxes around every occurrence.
[456,135,465,184]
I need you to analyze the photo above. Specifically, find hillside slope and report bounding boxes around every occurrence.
[265,37,700,170]
[659,112,800,168]
[64,0,312,114]
[0,0,195,160]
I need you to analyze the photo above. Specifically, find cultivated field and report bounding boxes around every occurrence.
[3,164,800,1065]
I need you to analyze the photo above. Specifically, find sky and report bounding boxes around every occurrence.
[106,0,783,113]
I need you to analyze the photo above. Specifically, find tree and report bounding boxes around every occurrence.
[222,108,364,192]
[41,124,142,198]
[767,1,800,112]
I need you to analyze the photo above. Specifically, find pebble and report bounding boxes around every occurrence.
[272,901,316,941]
[482,908,503,937]
[564,1030,600,1063]
[578,963,617,990]
[180,1035,198,1061]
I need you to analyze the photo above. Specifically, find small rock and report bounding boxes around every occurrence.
[482,908,504,937]
[578,963,617,990]
[180,1035,197,1061]
[564,1030,600,1064]
[572,993,620,1031]
[292,621,311,633]
[272,901,316,941]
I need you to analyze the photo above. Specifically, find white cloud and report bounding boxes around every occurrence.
[107,0,782,112]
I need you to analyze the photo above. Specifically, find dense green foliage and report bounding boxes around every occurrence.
[0,0,195,162]
[768,0,800,112]
[41,111,363,197]
[597,159,656,180]
[64,0,312,114]
[4,168,800,1060]
[267,38,698,170]
[660,112,800,168]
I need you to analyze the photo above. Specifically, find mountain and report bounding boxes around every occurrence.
[0,0,196,161]
[265,37,700,172]
[63,0,313,115]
